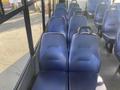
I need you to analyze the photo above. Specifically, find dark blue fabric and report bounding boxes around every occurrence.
[53,8,67,20]
[39,33,68,71]
[68,15,87,47]
[102,8,120,43]
[94,2,109,27]
[87,0,111,15]
[69,2,79,12]
[47,17,67,38]
[114,30,120,61]
[87,0,98,15]
[79,26,92,34]
[69,72,98,90]
[55,3,66,9]
[69,33,100,72]
[32,72,68,90]
[69,33,100,90]
[68,7,82,20]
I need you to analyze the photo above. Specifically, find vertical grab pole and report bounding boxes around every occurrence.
[53,0,55,11]
[67,0,68,8]
[22,0,34,56]
[41,0,46,32]
[48,0,51,18]
[0,0,5,15]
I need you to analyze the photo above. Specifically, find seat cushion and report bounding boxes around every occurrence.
[69,72,98,90]
[32,71,68,90]
[39,33,68,71]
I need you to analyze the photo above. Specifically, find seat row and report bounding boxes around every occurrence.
[32,32,101,90]
[47,1,87,50]
[94,1,120,53]
[32,2,101,90]
[93,1,120,65]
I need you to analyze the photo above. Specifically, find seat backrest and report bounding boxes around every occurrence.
[114,28,120,61]
[102,7,120,33]
[68,1,79,12]
[39,32,68,72]
[87,0,111,15]
[94,2,109,25]
[69,33,100,90]
[68,15,87,45]
[55,3,66,9]
[69,33,100,72]
[53,8,68,20]
[68,7,82,20]
[47,16,67,38]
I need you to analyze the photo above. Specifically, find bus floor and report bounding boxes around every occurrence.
[88,18,120,90]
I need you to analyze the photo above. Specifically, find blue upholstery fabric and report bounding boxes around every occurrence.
[68,15,87,47]
[47,17,67,38]
[87,0,110,16]
[32,33,68,90]
[114,29,120,61]
[68,7,81,20]
[39,33,68,71]
[53,8,68,20]
[102,8,120,43]
[32,72,68,90]
[55,3,66,9]
[79,26,92,34]
[94,2,109,27]
[87,0,98,15]
[69,1,79,12]
[69,33,100,90]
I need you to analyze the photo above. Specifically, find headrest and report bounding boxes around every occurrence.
[78,26,92,34]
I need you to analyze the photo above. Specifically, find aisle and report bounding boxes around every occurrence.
[88,18,120,90]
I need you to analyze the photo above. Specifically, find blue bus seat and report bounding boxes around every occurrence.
[53,8,68,20]
[68,7,82,20]
[114,29,120,61]
[38,32,68,71]
[55,3,66,9]
[94,2,107,27]
[69,33,101,90]
[47,16,67,38]
[32,33,68,90]
[87,0,99,16]
[32,71,68,90]
[94,1,109,37]
[78,26,92,34]
[68,15,87,48]
[69,0,79,11]
[102,7,120,53]
[87,0,110,16]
